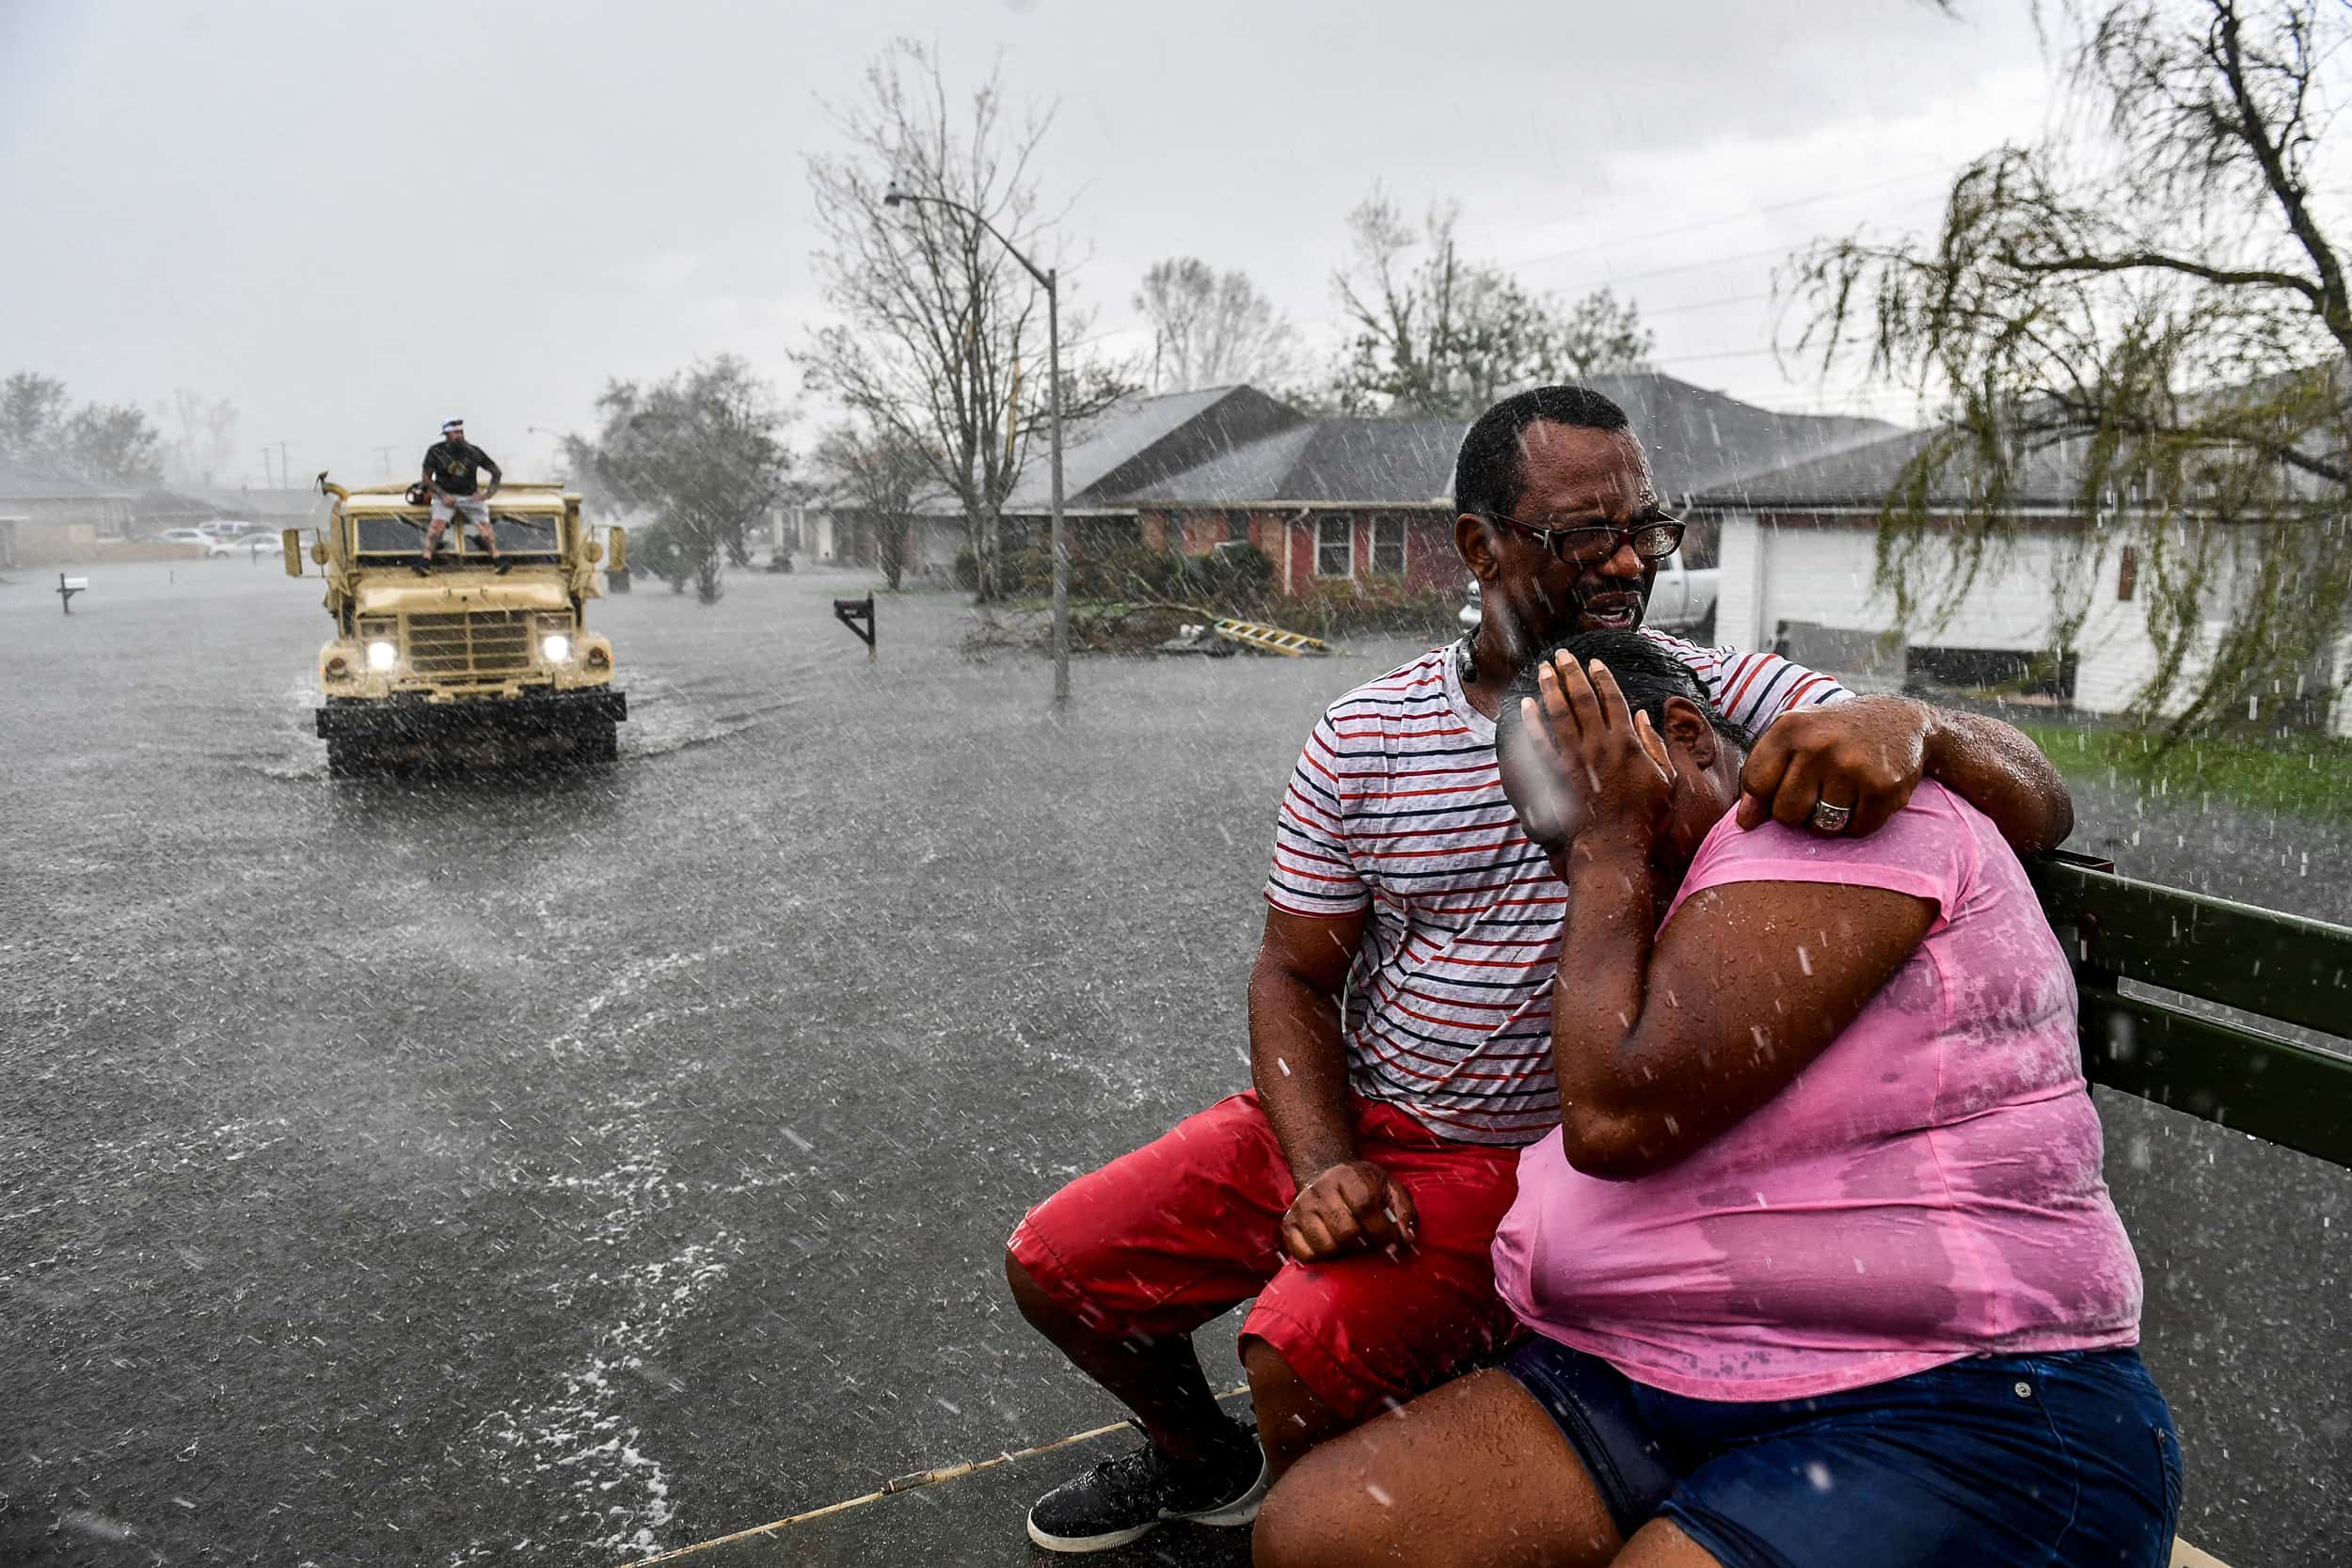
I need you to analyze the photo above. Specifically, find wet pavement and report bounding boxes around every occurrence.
[2,560,2345,1566]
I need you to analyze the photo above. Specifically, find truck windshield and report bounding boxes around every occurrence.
[348,511,565,556]
[482,513,562,555]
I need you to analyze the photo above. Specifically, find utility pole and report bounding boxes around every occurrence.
[278,442,291,492]
[881,183,1069,705]
[259,448,275,489]
[373,447,396,483]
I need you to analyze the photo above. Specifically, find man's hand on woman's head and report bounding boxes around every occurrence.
[1281,1160,1419,1264]
[1736,694,1932,839]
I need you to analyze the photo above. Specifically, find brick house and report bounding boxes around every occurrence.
[799,373,1901,605]
[1120,417,1469,598]
[1118,372,1898,600]
[800,385,1304,580]
[0,464,135,564]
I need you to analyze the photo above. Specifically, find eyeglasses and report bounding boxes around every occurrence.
[1481,511,1685,566]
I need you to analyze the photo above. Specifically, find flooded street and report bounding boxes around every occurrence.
[2,561,1401,1565]
[4,561,2346,1567]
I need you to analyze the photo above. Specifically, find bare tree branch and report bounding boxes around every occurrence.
[795,41,1124,601]
[1327,191,1653,416]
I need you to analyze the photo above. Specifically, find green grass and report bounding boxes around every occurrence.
[2017,721,2352,825]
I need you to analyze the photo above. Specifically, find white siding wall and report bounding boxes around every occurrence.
[1716,514,1765,650]
[1720,514,2192,716]
[2070,594,2218,719]
[1753,525,2061,651]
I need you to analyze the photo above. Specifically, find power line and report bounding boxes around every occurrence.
[1501,162,1969,272]
[1652,345,1785,365]
[1641,289,1773,319]
[1545,194,1953,293]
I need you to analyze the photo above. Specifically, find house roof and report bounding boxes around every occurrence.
[990,385,1307,515]
[860,375,1911,519]
[194,485,331,518]
[1122,418,1468,505]
[1581,372,1900,499]
[135,487,232,519]
[1691,426,2093,510]
[0,462,133,501]
[1122,372,1904,510]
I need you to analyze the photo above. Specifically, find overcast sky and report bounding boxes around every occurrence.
[0,0,2060,492]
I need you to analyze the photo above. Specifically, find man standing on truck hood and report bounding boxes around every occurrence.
[417,419,507,575]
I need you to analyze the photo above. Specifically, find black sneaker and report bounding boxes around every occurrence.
[494,559,514,575]
[1025,1418,1266,1554]
[409,558,433,577]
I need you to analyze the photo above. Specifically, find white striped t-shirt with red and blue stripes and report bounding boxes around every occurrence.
[1263,631,1851,1147]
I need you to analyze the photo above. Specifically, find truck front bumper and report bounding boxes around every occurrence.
[316,687,627,742]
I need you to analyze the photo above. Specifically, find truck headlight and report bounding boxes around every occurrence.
[366,640,398,671]
[540,634,572,663]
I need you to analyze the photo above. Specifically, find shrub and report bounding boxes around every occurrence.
[631,522,692,594]
[1277,578,1464,641]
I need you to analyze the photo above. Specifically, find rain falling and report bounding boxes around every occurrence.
[4,5,2350,1568]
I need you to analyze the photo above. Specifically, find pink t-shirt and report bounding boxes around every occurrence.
[1490,781,2143,1402]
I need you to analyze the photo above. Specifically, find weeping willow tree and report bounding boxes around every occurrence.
[1790,0,2352,740]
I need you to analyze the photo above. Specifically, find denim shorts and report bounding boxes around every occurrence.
[1502,1338,2182,1568]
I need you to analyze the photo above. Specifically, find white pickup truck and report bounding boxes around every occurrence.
[1458,553,1718,642]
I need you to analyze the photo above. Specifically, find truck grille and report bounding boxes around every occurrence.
[405,610,532,678]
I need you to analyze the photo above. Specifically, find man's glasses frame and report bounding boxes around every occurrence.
[1478,510,1686,566]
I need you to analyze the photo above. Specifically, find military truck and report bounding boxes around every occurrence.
[285,480,628,775]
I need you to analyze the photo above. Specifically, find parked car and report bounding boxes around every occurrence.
[157,527,238,558]
[1645,549,1719,642]
[240,530,290,560]
[198,519,260,541]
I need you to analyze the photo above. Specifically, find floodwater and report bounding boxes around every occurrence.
[2,560,2345,1566]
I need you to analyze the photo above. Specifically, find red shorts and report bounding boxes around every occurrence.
[1008,1091,1522,1423]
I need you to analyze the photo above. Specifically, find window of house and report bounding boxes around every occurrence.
[1316,513,1354,578]
[1678,516,1721,570]
[1369,515,1406,576]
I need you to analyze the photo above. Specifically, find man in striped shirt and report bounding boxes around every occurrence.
[1005,387,2075,1555]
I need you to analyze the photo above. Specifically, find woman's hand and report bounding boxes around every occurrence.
[1521,652,1677,857]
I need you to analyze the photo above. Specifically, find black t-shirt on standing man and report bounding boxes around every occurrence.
[421,439,501,498]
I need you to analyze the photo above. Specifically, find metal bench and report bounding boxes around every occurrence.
[2030,849,2352,1169]
[2030,850,2352,1568]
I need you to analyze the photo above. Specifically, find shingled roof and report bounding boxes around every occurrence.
[1121,417,1468,505]
[0,462,133,501]
[1122,372,1901,509]
[1690,426,2094,510]
[996,384,1305,513]
[1582,372,1899,499]
[894,373,1910,518]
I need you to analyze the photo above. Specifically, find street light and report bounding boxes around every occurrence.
[882,182,1069,705]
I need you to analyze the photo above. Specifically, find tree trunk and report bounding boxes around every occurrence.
[967,509,1003,601]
